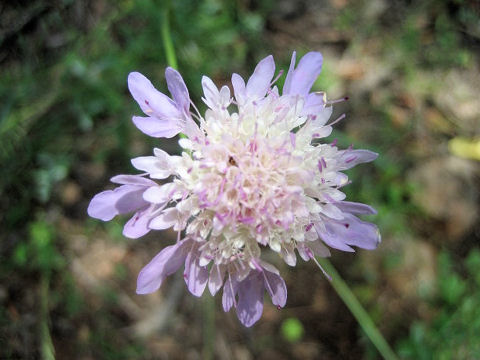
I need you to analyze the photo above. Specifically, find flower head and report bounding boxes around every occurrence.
[88,51,381,327]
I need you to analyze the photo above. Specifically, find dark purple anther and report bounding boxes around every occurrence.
[321,157,327,168]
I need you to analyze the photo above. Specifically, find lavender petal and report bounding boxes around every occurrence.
[165,67,190,114]
[136,240,187,294]
[246,55,275,99]
[127,72,180,119]
[184,251,208,297]
[284,52,323,96]
[87,185,147,221]
[236,273,264,327]
[132,116,182,138]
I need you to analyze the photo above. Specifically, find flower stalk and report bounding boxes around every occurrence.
[161,0,178,70]
[317,257,398,360]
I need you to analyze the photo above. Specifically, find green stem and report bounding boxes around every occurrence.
[162,1,186,144]
[161,0,178,70]
[202,295,215,360]
[316,257,398,360]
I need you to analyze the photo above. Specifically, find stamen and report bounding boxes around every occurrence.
[251,259,263,272]
[190,99,203,121]
[318,160,323,172]
[338,180,352,189]
[270,69,284,87]
[327,113,346,127]
[327,96,349,105]
[306,248,331,281]
[228,274,237,307]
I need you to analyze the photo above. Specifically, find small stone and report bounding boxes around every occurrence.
[61,181,82,205]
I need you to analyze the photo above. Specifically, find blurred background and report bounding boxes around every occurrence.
[1,0,479,359]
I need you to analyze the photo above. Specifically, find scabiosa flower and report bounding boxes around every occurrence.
[88,51,381,327]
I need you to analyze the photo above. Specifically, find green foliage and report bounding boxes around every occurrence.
[13,219,64,274]
[397,249,480,359]
[281,317,305,343]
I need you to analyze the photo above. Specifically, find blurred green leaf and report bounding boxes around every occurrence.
[281,317,304,343]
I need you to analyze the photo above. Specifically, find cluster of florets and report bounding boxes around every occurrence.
[88,51,380,327]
